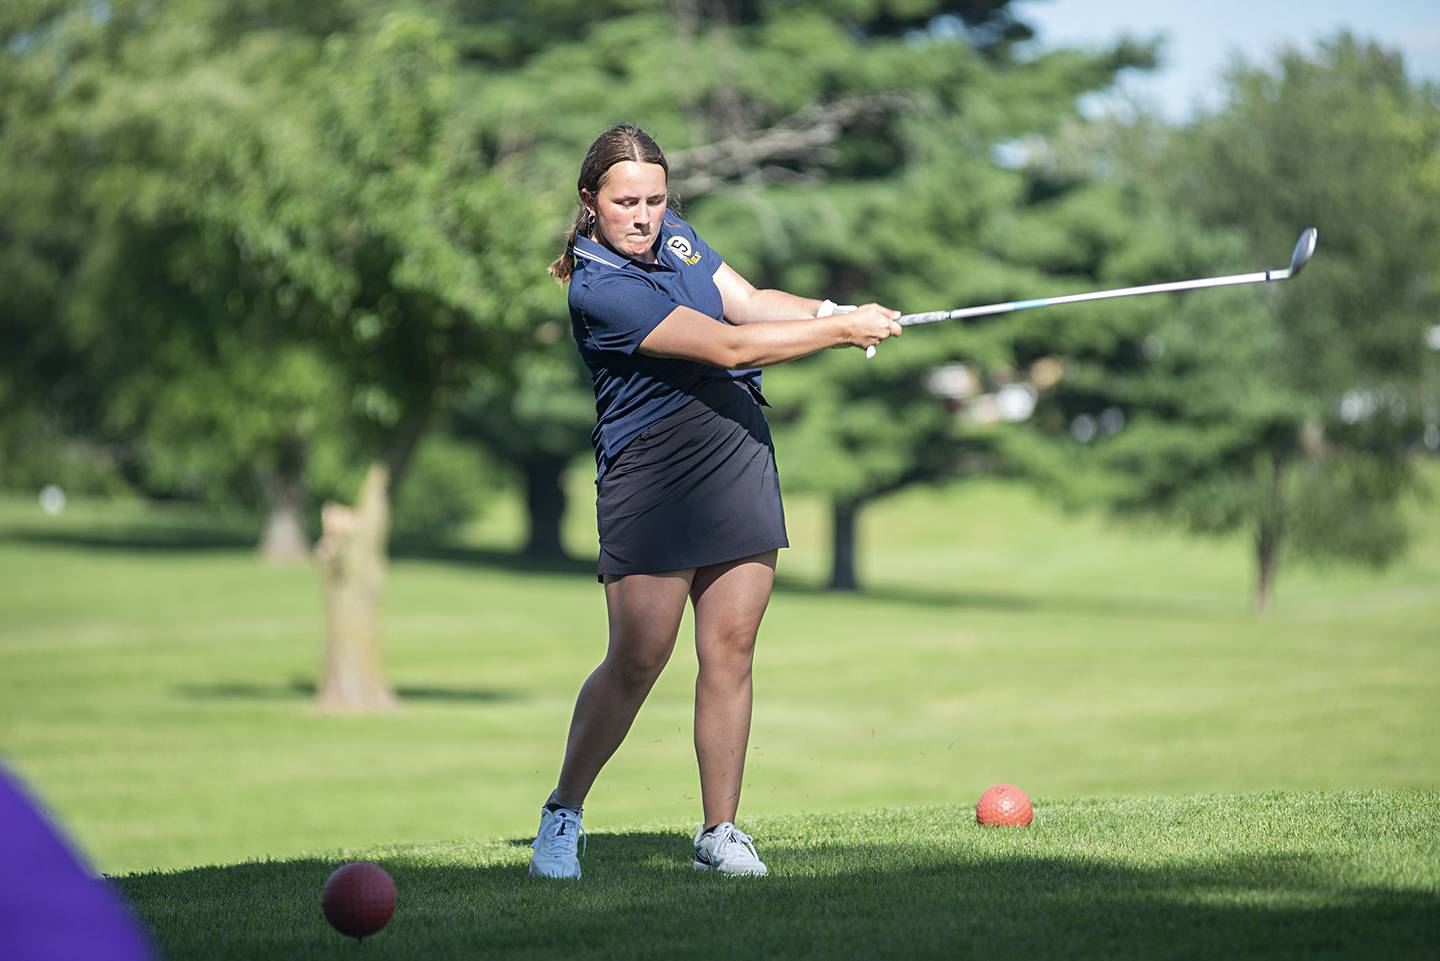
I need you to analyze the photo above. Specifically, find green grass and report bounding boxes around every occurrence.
[115,793,1439,959]
[1,467,1438,957]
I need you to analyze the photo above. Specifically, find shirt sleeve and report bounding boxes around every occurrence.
[575,271,678,355]
[693,228,723,275]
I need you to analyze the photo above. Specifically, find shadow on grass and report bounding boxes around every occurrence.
[3,524,596,578]
[175,679,521,705]
[389,543,595,578]
[771,574,1219,621]
[114,832,1439,961]
[3,525,255,553]
[773,574,1038,611]
[6,521,1212,619]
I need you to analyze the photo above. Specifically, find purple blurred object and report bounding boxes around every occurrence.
[0,764,155,961]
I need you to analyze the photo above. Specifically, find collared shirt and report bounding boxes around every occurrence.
[569,214,765,478]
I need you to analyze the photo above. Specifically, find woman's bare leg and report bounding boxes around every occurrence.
[552,570,693,808]
[690,551,777,827]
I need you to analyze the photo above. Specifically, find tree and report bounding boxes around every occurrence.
[0,1,134,497]
[454,1,1153,589]
[0,0,363,558]
[2,2,569,706]
[118,340,350,562]
[452,342,594,559]
[680,12,1153,589]
[1015,34,1440,612]
[208,13,557,707]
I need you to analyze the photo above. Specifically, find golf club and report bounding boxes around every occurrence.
[865,227,1318,358]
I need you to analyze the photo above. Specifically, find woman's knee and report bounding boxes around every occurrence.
[698,624,758,675]
[605,637,674,691]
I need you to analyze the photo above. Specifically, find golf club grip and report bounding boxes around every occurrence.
[897,310,956,326]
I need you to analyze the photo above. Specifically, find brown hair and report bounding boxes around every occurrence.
[549,123,672,284]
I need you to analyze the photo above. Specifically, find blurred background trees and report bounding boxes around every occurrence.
[3,1,1435,704]
[1007,34,1440,611]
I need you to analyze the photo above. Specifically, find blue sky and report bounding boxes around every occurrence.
[1012,0,1440,120]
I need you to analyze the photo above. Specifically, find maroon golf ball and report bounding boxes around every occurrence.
[321,862,396,940]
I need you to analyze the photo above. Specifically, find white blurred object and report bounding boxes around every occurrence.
[995,383,1038,422]
[1099,406,1126,436]
[1070,414,1097,443]
[1424,424,1439,451]
[1426,325,1440,351]
[1339,389,1379,425]
[39,484,66,515]
[926,363,979,400]
[1142,334,1166,361]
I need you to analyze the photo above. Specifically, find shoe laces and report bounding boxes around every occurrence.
[712,823,759,862]
[535,808,586,859]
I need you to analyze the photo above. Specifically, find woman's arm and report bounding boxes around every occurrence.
[713,263,824,325]
[638,304,900,370]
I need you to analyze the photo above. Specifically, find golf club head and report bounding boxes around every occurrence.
[1288,227,1318,277]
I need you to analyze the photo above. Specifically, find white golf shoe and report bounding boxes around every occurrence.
[529,806,585,879]
[692,822,768,877]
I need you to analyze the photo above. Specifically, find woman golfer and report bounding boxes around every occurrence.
[530,123,900,878]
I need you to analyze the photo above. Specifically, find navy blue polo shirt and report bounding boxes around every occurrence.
[569,214,765,477]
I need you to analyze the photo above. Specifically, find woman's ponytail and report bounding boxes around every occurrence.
[548,207,593,284]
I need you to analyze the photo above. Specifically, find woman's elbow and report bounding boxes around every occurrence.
[716,330,757,370]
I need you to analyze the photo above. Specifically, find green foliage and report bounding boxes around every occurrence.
[390,432,502,541]
[453,338,595,471]
[0,0,354,509]
[1285,452,1418,568]
[0,0,1151,566]
[5,4,1430,607]
[432,0,1145,564]
[1175,35,1439,403]
[1024,34,1440,603]
[0,412,133,497]
[0,2,563,530]
[214,10,558,464]
[0,4,115,490]
[122,343,347,505]
[645,13,1155,518]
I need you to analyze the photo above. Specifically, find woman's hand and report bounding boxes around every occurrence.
[836,303,902,352]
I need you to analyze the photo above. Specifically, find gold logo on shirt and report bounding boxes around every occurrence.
[665,235,702,265]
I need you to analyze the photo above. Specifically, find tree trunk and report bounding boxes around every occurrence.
[1255,516,1279,615]
[258,453,309,564]
[314,463,398,712]
[829,498,861,592]
[1254,456,1286,615]
[523,453,569,558]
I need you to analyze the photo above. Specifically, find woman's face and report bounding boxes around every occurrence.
[584,160,668,261]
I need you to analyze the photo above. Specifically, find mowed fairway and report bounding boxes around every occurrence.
[117,794,1439,960]
[1,469,1438,957]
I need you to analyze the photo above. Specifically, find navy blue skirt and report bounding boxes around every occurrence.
[595,379,788,580]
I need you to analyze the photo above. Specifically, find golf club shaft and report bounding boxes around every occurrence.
[897,268,1291,327]
[862,226,1315,357]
